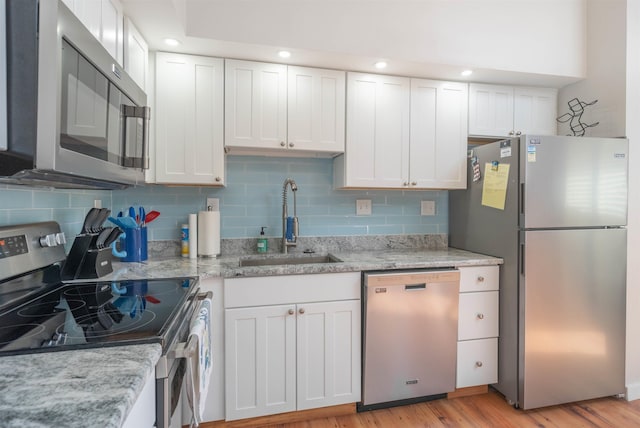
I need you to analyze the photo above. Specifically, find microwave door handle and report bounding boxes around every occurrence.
[121,105,151,170]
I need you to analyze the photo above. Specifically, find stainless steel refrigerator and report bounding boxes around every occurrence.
[449,135,627,409]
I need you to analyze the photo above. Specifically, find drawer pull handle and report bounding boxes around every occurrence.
[475,361,483,368]
[477,313,485,320]
[288,309,294,315]
[477,276,485,282]
[299,308,305,314]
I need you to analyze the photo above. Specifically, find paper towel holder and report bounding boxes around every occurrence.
[197,206,221,258]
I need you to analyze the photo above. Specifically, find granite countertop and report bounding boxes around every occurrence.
[0,344,161,428]
[103,247,503,281]
[1,246,500,428]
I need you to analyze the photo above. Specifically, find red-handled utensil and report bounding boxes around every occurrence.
[143,210,160,225]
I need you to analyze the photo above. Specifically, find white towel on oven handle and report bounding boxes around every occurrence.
[186,296,212,426]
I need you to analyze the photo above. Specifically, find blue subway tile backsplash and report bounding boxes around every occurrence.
[0,156,448,244]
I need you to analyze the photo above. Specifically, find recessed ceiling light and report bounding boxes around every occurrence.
[461,69,473,76]
[278,50,291,58]
[374,61,387,69]
[164,38,181,47]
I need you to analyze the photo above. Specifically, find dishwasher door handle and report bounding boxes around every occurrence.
[405,283,426,290]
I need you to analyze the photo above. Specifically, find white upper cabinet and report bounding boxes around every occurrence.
[336,72,410,188]
[469,83,557,138]
[410,79,468,189]
[123,17,148,91]
[225,60,287,150]
[65,0,124,65]
[154,53,225,185]
[287,66,345,153]
[334,73,467,189]
[225,60,345,155]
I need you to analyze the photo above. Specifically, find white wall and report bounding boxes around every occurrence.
[182,0,586,80]
[557,0,626,137]
[625,0,640,401]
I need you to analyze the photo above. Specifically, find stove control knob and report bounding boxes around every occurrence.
[55,232,67,245]
[39,233,59,247]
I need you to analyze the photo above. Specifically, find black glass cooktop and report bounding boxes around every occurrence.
[0,277,197,356]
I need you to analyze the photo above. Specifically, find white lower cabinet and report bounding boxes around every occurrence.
[456,266,499,389]
[224,273,361,421]
[122,370,155,428]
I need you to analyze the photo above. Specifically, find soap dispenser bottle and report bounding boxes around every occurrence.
[257,227,268,253]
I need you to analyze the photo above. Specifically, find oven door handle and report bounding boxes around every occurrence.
[168,291,212,360]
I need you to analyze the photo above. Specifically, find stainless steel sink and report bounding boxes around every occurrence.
[238,253,342,267]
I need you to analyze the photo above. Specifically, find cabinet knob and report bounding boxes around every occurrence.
[508,131,515,136]
[477,276,485,282]
[411,181,417,186]
[215,176,221,182]
[288,309,295,315]
[403,182,409,186]
[516,131,522,136]
[299,308,305,314]
[280,141,286,147]
[475,361,483,368]
[477,313,485,320]
[289,142,295,148]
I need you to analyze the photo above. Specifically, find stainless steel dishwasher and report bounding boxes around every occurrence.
[360,269,460,410]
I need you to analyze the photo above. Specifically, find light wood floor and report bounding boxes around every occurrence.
[208,390,640,428]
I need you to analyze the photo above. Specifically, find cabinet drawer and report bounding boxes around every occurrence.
[459,266,499,292]
[456,338,498,388]
[458,291,499,340]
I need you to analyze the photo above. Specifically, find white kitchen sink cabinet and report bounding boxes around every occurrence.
[123,17,148,91]
[456,265,499,389]
[225,60,345,156]
[334,73,468,189]
[468,83,557,138]
[224,273,361,421]
[63,0,124,65]
[154,53,225,185]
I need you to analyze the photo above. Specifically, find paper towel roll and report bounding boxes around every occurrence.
[188,213,198,259]
[198,210,220,257]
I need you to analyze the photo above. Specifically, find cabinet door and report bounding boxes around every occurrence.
[225,305,296,421]
[458,291,499,340]
[468,83,514,137]
[124,17,148,91]
[514,87,558,135]
[296,300,361,410]
[72,0,102,41]
[287,66,345,153]
[344,72,410,187]
[100,0,123,64]
[456,338,498,388]
[155,53,224,185]
[225,59,287,149]
[410,79,468,189]
[458,265,499,293]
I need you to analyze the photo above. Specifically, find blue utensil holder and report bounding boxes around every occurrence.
[120,227,148,262]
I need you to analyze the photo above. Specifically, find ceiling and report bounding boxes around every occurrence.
[120,0,585,88]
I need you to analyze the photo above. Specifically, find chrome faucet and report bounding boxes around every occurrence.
[282,178,299,253]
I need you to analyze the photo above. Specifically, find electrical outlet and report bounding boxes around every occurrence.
[206,198,220,211]
[93,199,102,209]
[356,199,372,216]
[421,200,436,216]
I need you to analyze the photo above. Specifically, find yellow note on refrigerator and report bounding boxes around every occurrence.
[481,163,510,210]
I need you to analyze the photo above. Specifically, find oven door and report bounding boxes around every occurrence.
[156,290,211,428]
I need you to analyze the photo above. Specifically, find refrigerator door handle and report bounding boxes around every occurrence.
[520,241,525,276]
[520,183,525,215]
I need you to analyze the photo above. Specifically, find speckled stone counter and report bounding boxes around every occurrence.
[103,247,502,281]
[0,344,161,428]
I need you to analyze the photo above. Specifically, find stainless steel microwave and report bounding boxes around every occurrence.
[1,0,150,189]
